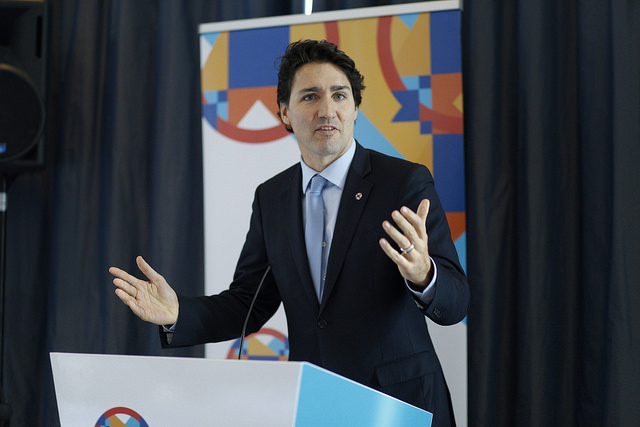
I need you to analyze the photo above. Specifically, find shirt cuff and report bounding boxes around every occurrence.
[406,257,438,305]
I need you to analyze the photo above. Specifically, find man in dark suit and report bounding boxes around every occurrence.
[110,40,469,427]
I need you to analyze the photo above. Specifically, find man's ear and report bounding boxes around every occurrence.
[279,103,292,131]
[279,103,290,125]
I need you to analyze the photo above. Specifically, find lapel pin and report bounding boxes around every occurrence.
[355,192,363,200]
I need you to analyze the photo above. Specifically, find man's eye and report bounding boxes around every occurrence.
[303,94,315,101]
[335,93,346,100]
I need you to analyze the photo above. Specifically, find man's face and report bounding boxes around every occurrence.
[279,62,358,172]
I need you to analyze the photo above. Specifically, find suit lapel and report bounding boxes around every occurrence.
[321,143,372,308]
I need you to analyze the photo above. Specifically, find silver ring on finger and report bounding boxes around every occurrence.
[400,242,414,255]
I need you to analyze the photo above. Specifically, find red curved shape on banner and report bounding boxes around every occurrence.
[420,104,463,134]
[216,117,289,143]
[103,407,141,419]
[377,16,405,91]
[325,21,340,46]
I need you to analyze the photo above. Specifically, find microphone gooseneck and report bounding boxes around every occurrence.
[237,264,272,360]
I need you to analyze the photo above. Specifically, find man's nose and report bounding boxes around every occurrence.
[318,97,336,119]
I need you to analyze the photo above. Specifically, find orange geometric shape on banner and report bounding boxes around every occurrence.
[290,23,326,44]
[290,21,339,49]
[446,212,466,242]
[429,73,463,134]
[214,86,289,143]
[227,87,279,126]
[202,32,229,92]
[247,336,276,356]
[391,13,431,77]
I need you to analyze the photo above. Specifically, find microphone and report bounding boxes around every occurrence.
[237,264,272,360]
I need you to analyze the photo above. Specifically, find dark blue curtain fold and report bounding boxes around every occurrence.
[4,1,300,425]
[464,1,640,426]
[1,0,638,425]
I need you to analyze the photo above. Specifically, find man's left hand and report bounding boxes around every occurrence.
[379,199,433,289]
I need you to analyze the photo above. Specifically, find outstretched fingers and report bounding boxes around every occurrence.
[396,200,429,243]
[379,199,433,287]
[136,256,164,283]
[109,267,140,296]
[109,257,179,325]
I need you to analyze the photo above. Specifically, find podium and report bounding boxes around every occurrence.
[51,352,432,426]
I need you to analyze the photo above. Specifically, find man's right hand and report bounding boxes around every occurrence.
[109,256,179,326]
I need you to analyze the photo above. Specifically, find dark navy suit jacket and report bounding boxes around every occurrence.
[164,142,469,427]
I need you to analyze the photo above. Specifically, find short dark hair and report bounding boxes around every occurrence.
[276,40,365,130]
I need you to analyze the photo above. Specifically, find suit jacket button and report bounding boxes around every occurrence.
[317,319,327,329]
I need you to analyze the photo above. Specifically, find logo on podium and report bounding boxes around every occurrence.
[95,406,149,427]
[227,327,289,361]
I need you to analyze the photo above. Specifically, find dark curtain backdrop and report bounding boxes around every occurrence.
[464,1,640,426]
[1,0,638,425]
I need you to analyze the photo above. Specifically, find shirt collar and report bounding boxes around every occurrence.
[301,139,356,193]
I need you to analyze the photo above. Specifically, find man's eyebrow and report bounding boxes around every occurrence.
[297,85,351,94]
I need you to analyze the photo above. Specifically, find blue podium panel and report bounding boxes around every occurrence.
[296,363,432,426]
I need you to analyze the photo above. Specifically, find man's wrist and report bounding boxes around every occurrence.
[406,257,438,302]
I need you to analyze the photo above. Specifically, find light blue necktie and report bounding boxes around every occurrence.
[305,174,328,300]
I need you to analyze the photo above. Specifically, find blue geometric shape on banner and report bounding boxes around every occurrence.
[203,90,219,103]
[420,120,432,134]
[229,26,289,88]
[203,91,228,121]
[401,76,420,90]
[264,336,289,356]
[217,102,228,121]
[431,10,462,74]
[419,88,432,109]
[203,32,219,47]
[401,76,431,111]
[355,113,404,159]
[433,134,465,211]
[203,104,219,129]
[392,90,420,122]
[398,13,420,29]
[454,231,467,274]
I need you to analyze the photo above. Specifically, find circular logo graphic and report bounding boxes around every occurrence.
[227,327,289,361]
[95,407,149,427]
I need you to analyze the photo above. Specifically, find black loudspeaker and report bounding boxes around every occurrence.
[0,1,47,174]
